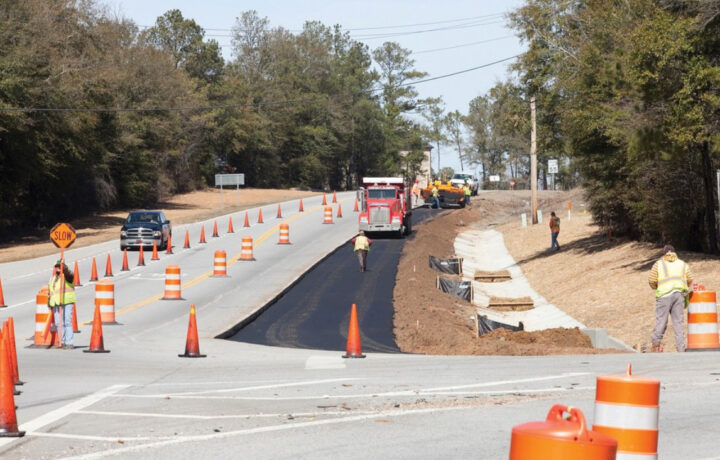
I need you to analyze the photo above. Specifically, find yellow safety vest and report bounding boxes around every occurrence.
[464,186,471,196]
[48,276,76,306]
[432,187,438,197]
[354,235,370,251]
[656,259,688,298]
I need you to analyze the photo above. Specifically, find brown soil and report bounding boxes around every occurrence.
[393,190,628,355]
[0,188,318,263]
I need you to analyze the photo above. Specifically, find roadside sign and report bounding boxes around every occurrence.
[214,174,245,187]
[548,159,558,174]
[489,175,500,182]
[50,223,77,249]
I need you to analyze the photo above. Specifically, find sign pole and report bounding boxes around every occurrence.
[530,96,538,224]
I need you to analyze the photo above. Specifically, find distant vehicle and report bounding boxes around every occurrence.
[357,177,412,237]
[450,172,479,195]
[120,211,172,250]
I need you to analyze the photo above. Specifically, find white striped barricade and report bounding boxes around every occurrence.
[593,363,659,460]
[162,265,183,300]
[239,236,255,261]
[212,250,228,277]
[95,280,117,324]
[323,206,333,224]
[687,290,720,351]
[278,223,291,244]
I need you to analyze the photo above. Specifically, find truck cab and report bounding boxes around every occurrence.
[120,210,172,250]
[357,177,412,237]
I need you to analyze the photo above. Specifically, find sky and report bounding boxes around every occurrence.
[102,0,528,174]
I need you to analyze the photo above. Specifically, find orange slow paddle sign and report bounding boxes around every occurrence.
[50,223,77,249]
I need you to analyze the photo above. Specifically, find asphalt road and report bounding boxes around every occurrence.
[230,208,434,353]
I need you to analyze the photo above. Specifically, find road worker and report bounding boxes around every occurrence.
[48,259,76,349]
[463,182,471,206]
[648,244,692,352]
[549,211,560,251]
[411,179,420,208]
[351,231,372,272]
[431,183,440,209]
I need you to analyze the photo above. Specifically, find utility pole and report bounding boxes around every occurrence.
[530,96,538,224]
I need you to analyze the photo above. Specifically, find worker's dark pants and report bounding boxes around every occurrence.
[652,291,686,352]
[433,197,440,209]
[356,249,368,271]
[465,194,471,205]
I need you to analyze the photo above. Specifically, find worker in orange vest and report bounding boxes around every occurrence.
[549,211,560,251]
[411,179,419,208]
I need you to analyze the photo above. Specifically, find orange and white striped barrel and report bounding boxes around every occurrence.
[33,287,59,348]
[212,250,227,276]
[95,280,117,324]
[278,223,290,244]
[239,236,255,261]
[687,290,720,351]
[593,364,659,460]
[162,265,183,299]
[323,206,333,224]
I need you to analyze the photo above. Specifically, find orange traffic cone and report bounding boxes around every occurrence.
[121,249,130,271]
[276,204,282,218]
[244,211,250,227]
[199,226,207,244]
[83,303,110,353]
[179,304,206,358]
[353,197,359,212]
[332,190,337,203]
[137,245,146,266]
[342,304,365,358]
[322,194,327,205]
[0,330,24,437]
[166,234,174,255]
[89,257,99,281]
[337,203,343,218]
[151,241,159,260]
[73,261,82,286]
[299,199,304,212]
[184,229,190,249]
[0,278,6,308]
[104,253,114,277]
[227,217,235,233]
[257,208,264,224]
[212,220,219,237]
[2,324,19,396]
[72,302,80,333]
[6,318,22,386]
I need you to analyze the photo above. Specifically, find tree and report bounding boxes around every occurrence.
[420,97,447,176]
[444,110,467,171]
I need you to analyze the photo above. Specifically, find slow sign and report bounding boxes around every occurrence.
[50,223,77,249]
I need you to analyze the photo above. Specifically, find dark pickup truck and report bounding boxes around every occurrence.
[120,210,172,250]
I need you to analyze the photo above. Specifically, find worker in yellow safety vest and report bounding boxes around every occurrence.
[463,182,471,206]
[48,259,76,349]
[648,244,693,352]
[431,184,440,209]
[351,231,372,272]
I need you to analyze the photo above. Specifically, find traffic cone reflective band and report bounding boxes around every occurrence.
[686,290,720,351]
[244,211,250,227]
[212,220,219,237]
[151,241,159,260]
[240,236,255,260]
[593,364,659,460]
[162,265,183,300]
[166,234,174,255]
[179,305,206,358]
[83,303,110,353]
[278,224,291,244]
[299,199,304,212]
[337,203,343,218]
[104,253,114,277]
[342,303,365,358]
[71,302,80,333]
[32,288,58,348]
[276,203,282,218]
[199,226,207,244]
[212,250,228,277]
[0,278,6,308]
[332,190,337,203]
[510,405,616,460]
[73,261,82,286]
[95,280,117,324]
[7,319,22,386]
[227,217,235,233]
[322,194,327,205]
[323,206,334,224]
[137,245,146,266]
[90,257,99,281]
[257,208,264,224]
[121,249,130,271]
[0,330,24,437]
[184,229,190,249]
[353,197,359,212]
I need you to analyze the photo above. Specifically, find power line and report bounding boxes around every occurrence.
[412,36,515,54]
[0,55,519,113]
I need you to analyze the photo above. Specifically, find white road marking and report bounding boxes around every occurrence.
[304,356,346,369]
[423,372,590,392]
[123,377,360,397]
[30,432,168,442]
[76,409,377,420]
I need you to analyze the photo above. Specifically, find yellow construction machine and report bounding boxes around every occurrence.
[420,180,466,208]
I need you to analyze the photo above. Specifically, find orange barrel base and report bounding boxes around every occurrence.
[510,405,616,460]
[29,287,60,349]
[686,290,720,351]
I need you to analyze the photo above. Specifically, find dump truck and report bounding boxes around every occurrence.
[420,180,466,208]
[357,177,412,237]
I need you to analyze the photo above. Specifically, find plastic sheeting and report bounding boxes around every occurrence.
[477,316,524,336]
[429,256,462,275]
[436,276,472,301]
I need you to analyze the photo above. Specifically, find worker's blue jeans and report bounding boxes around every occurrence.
[433,197,440,209]
[551,231,560,251]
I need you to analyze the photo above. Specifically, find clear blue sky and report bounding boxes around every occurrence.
[103,0,527,174]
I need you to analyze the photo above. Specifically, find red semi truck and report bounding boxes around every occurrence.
[357,177,412,237]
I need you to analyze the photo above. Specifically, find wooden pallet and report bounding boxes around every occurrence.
[474,270,512,283]
[487,296,534,311]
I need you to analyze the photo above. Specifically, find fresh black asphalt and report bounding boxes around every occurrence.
[229,208,436,352]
